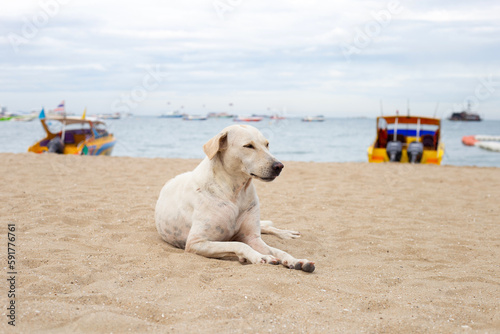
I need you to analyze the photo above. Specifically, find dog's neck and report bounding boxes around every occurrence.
[203,156,254,201]
[232,178,253,201]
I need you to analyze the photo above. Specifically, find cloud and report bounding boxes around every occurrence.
[0,0,499,118]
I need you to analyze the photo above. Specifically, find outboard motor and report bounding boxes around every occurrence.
[47,136,65,154]
[386,141,402,162]
[407,141,424,163]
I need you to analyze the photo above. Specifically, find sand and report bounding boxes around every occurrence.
[1,152,499,333]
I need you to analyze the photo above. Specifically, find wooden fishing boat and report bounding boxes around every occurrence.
[28,109,116,155]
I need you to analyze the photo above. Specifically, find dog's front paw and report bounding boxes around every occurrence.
[294,260,315,273]
[260,255,280,265]
[283,259,315,273]
[239,254,280,265]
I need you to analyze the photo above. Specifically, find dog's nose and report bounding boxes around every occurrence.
[272,161,284,175]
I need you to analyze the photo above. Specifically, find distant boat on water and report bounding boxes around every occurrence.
[0,106,37,121]
[160,111,184,118]
[302,115,325,122]
[448,102,481,121]
[233,116,263,122]
[207,112,235,119]
[97,112,121,120]
[11,113,37,122]
[183,115,207,121]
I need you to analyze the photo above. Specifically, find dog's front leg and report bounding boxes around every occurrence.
[245,237,315,273]
[185,239,280,265]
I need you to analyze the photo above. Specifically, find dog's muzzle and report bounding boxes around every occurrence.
[250,161,284,182]
[272,161,284,176]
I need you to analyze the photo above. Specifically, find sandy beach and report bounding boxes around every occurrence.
[1,152,499,333]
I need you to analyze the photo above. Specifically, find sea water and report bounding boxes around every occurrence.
[1,116,499,167]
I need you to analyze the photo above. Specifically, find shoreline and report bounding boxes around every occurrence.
[4,151,500,168]
[1,153,499,332]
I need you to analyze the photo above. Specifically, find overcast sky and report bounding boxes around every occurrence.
[1,0,499,118]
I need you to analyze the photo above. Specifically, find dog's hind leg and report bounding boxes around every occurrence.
[260,220,301,239]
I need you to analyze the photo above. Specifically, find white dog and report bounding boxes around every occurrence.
[155,125,315,272]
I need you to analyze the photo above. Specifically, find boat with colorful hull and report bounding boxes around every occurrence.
[28,113,116,156]
[233,116,263,122]
[368,116,444,164]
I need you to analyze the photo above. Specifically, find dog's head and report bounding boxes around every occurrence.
[203,125,284,182]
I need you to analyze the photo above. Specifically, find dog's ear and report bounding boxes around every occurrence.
[203,130,228,160]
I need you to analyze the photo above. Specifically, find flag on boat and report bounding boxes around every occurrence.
[54,100,65,112]
[82,107,87,119]
[39,107,46,119]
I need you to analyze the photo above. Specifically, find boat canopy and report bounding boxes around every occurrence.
[44,115,105,125]
[377,116,441,126]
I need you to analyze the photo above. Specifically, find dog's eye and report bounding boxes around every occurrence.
[244,144,255,149]
[265,142,269,148]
